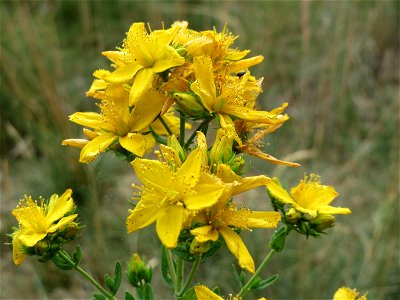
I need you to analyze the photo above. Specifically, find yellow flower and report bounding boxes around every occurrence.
[191,165,280,273]
[190,56,286,136]
[126,132,225,248]
[11,189,78,265]
[267,174,351,219]
[102,22,185,106]
[333,287,367,300]
[233,104,299,167]
[174,23,263,71]
[64,87,166,163]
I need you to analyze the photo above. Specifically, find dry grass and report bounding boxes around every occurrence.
[1,1,398,299]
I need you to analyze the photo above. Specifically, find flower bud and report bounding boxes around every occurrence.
[127,253,153,287]
[173,92,209,117]
[61,223,80,240]
[190,239,213,255]
[310,214,336,232]
[34,240,50,256]
[175,47,187,57]
[285,208,301,223]
[167,135,186,162]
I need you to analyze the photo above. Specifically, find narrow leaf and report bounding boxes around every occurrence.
[124,291,136,300]
[256,274,279,290]
[161,246,174,288]
[72,245,83,266]
[113,261,122,292]
[231,264,243,287]
[52,254,73,270]
[92,293,107,300]
[143,282,154,300]
[105,274,115,294]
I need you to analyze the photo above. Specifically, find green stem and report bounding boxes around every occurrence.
[236,249,276,298]
[165,248,178,292]
[58,251,116,300]
[175,257,184,291]
[184,119,210,149]
[159,115,173,135]
[176,256,201,298]
[179,112,186,147]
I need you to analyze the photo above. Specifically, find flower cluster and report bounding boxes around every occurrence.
[10,189,79,265]
[62,21,296,166]
[61,21,304,272]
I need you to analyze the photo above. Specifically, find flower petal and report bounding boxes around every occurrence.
[47,215,78,233]
[152,45,185,73]
[176,147,203,189]
[131,158,172,192]
[218,226,255,273]
[18,231,47,247]
[129,68,155,106]
[106,62,143,84]
[79,132,117,163]
[194,285,224,300]
[318,205,352,215]
[120,133,155,157]
[267,180,295,205]
[69,112,104,129]
[229,210,281,229]
[191,56,217,113]
[129,89,165,131]
[232,175,271,196]
[46,189,74,225]
[191,225,219,243]
[62,139,89,149]
[184,173,224,210]
[126,198,162,233]
[12,230,27,265]
[228,55,264,72]
[156,204,185,248]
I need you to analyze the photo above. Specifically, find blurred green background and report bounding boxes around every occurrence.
[1,1,398,299]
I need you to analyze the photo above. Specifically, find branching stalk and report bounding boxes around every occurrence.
[58,251,117,300]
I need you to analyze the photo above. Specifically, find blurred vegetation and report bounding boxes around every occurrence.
[1,1,398,299]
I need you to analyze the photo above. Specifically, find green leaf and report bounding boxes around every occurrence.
[92,293,107,300]
[72,245,83,266]
[161,246,174,288]
[178,286,196,300]
[239,271,247,286]
[52,254,73,270]
[113,261,122,293]
[248,276,261,290]
[269,226,287,252]
[255,274,279,290]
[105,274,115,294]
[231,264,243,287]
[124,291,136,300]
